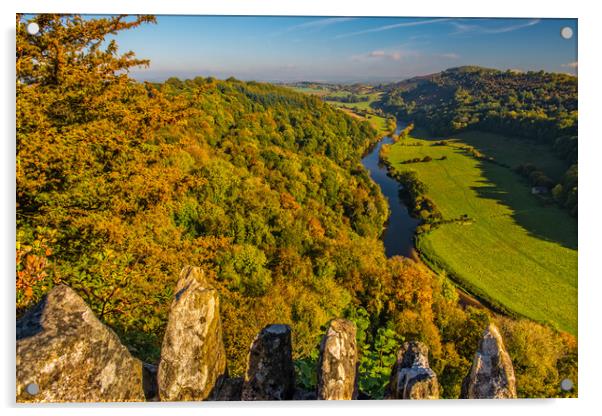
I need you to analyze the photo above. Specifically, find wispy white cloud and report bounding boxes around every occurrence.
[451,19,541,35]
[267,17,356,38]
[335,18,451,39]
[369,50,403,61]
[352,47,416,62]
[286,17,356,32]
[562,61,578,69]
[440,52,460,59]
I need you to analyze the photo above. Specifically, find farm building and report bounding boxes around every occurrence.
[531,186,549,195]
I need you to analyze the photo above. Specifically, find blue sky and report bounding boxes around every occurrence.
[110,16,577,83]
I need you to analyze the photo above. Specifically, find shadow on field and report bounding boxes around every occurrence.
[409,124,577,250]
[402,123,577,249]
[471,159,578,250]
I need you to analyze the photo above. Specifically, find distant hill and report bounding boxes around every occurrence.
[378,66,577,148]
[378,66,577,217]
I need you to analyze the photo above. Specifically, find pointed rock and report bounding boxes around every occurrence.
[316,319,358,400]
[386,341,439,400]
[461,323,517,399]
[158,266,226,401]
[16,285,145,402]
[241,324,295,400]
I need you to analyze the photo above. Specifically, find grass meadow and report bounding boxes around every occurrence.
[289,86,389,134]
[387,132,577,335]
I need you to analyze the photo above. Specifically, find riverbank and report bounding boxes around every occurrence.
[361,124,420,258]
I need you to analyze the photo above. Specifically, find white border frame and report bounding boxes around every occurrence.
[3,1,599,415]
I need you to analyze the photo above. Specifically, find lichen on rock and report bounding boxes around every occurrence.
[241,324,295,400]
[386,341,439,400]
[461,323,517,399]
[157,266,226,401]
[16,285,145,402]
[316,319,358,400]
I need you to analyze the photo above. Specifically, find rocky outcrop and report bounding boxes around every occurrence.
[15,271,521,403]
[241,324,295,400]
[16,285,145,402]
[158,266,226,401]
[316,319,358,400]
[461,323,517,399]
[385,341,439,400]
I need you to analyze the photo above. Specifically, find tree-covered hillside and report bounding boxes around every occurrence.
[380,66,577,143]
[16,13,390,367]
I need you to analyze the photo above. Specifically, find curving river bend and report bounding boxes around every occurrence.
[361,123,420,258]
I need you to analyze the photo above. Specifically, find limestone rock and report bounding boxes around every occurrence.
[241,324,295,400]
[16,285,145,403]
[386,341,439,400]
[158,266,226,401]
[461,323,517,399]
[316,319,358,400]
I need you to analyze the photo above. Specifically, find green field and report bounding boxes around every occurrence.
[365,113,388,134]
[337,107,389,135]
[288,85,390,135]
[326,93,383,111]
[387,132,578,335]
[418,130,570,181]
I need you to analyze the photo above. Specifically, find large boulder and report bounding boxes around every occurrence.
[158,266,226,401]
[241,324,295,400]
[316,319,358,400]
[386,341,439,400]
[461,323,517,399]
[16,285,145,402]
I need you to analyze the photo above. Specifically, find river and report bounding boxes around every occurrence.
[361,124,420,258]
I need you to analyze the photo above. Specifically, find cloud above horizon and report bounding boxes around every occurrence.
[351,46,417,62]
[450,19,541,35]
[440,52,460,59]
[335,18,451,39]
[286,17,357,32]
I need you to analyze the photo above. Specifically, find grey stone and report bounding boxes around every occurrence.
[386,341,439,400]
[461,323,517,399]
[316,319,358,400]
[16,285,145,402]
[241,324,295,400]
[158,266,226,401]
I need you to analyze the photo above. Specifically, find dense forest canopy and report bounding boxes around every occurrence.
[379,66,578,216]
[380,66,577,143]
[16,15,576,398]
